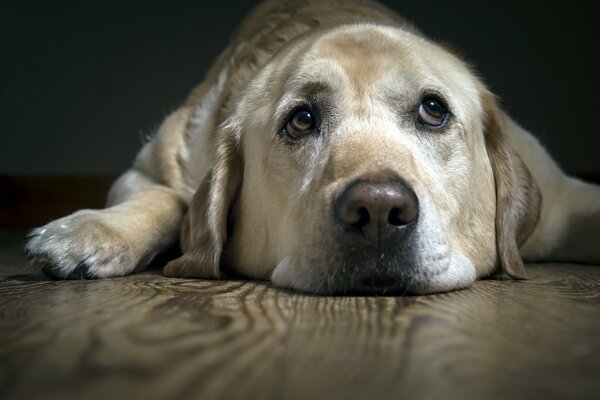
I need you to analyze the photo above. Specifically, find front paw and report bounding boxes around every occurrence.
[25,210,136,279]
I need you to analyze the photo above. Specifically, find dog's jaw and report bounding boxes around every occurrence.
[269,198,478,295]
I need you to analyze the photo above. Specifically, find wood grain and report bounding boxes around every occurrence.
[0,229,599,400]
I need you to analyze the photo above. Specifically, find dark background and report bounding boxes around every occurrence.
[2,1,599,176]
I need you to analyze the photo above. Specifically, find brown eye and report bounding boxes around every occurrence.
[418,97,446,126]
[285,109,315,139]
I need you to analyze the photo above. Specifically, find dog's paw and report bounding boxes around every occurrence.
[25,210,136,279]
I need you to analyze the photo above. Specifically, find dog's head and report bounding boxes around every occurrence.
[165,24,540,294]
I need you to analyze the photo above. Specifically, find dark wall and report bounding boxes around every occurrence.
[2,1,599,176]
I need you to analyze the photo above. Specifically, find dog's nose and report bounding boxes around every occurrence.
[335,174,419,243]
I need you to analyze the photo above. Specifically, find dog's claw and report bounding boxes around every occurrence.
[68,260,94,280]
[40,262,64,279]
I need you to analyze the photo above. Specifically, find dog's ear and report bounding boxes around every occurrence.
[163,123,242,278]
[481,91,541,279]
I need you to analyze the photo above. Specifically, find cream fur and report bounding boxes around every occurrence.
[26,0,600,293]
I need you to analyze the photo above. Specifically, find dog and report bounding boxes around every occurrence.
[25,0,600,294]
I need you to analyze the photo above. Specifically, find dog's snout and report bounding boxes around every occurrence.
[335,175,419,243]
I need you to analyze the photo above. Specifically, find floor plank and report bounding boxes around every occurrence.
[0,229,599,400]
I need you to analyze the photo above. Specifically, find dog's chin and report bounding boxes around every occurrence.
[270,250,477,295]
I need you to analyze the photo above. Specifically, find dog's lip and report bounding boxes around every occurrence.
[320,251,452,294]
[332,277,409,295]
[355,276,406,292]
[322,259,412,293]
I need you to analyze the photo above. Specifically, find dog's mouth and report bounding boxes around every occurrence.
[270,247,474,295]
[271,198,476,295]
[271,249,416,295]
[315,251,420,295]
[352,275,411,295]
[320,246,477,295]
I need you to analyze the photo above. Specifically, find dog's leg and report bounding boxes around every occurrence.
[25,110,191,279]
[547,177,600,263]
[503,116,600,263]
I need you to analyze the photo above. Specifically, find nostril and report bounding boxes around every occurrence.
[388,206,417,227]
[354,207,370,229]
[388,207,403,227]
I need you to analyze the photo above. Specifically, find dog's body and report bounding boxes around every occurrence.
[26,0,600,294]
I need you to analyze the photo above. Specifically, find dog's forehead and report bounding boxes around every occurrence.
[311,26,412,81]
[276,24,481,120]
[298,25,461,91]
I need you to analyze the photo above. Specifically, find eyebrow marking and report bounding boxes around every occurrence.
[275,80,333,117]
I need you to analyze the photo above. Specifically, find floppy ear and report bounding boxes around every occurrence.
[481,91,541,279]
[163,124,242,278]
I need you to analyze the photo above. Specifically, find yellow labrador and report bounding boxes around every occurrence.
[26,0,600,294]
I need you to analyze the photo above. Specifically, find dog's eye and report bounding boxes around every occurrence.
[418,98,446,127]
[285,109,315,139]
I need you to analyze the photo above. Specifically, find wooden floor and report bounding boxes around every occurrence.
[1,229,599,400]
